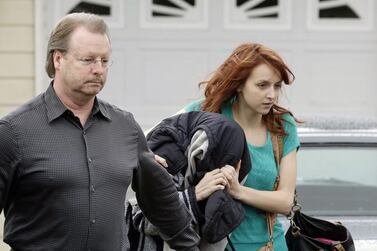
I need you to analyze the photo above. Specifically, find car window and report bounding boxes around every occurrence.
[296,145,377,216]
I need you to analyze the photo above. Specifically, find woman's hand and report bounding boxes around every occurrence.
[154,154,168,168]
[195,169,228,201]
[221,161,243,200]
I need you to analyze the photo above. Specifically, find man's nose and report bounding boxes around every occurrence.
[91,61,106,73]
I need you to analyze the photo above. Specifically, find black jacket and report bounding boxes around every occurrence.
[146,111,251,243]
[147,111,251,183]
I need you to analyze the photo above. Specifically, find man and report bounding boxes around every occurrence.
[0,13,199,251]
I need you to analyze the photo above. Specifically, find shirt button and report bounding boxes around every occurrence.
[83,131,86,135]
[91,219,96,224]
[88,158,92,163]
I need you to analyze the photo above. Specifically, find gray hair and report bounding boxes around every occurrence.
[45,12,110,78]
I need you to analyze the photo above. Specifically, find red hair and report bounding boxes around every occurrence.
[200,43,297,136]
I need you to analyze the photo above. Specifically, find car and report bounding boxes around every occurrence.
[280,114,377,251]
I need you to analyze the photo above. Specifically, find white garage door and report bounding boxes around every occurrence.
[37,0,377,130]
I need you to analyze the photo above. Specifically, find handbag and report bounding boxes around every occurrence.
[285,197,355,251]
[260,133,355,251]
[283,124,355,251]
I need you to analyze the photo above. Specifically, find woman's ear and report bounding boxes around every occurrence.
[236,83,243,93]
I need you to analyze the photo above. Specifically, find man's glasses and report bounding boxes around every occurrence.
[77,57,113,69]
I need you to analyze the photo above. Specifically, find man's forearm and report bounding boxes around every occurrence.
[133,151,200,250]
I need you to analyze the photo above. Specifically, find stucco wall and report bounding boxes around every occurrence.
[0,0,35,249]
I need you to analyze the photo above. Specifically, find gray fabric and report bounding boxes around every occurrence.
[128,197,160,236]
[125,198,161,251]
[184,129,209,188]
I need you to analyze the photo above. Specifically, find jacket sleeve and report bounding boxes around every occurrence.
[132,123,200,251]
[0,120,20,212]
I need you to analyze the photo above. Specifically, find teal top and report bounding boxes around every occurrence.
[184,99,300,251]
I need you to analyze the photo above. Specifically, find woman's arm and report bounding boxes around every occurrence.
[222,150,297,215]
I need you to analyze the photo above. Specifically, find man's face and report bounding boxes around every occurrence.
[55,26,111,99]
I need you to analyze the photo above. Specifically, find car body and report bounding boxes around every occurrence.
[281,114,377,251]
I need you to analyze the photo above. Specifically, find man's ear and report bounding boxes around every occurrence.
[53,50,64,70]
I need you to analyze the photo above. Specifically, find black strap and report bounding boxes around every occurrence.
[226,235,236,251]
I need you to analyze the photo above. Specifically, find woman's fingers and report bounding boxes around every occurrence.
[206,169,228,186]
[221,165,236,182]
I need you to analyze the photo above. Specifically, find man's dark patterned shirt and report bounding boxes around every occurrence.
[0,84,144,251]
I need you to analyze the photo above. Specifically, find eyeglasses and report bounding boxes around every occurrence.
[77,57,113,69]
[58,50,114,69]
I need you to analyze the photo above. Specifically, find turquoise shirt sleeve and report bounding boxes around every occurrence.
[183,99,203,112]
[282,113,300,157]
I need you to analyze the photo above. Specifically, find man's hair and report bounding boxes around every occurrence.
[45,12,110,78]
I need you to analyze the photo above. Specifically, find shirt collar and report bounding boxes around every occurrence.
[44,82,68,123]
[44,82,112,123]
[94,98,112,121]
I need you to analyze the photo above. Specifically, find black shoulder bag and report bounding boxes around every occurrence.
[285,167,355,249]
[285,196,355,251]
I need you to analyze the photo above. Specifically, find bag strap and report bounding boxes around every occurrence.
[271,133,283,172]
[265,133,284,244]
[226,235,236,251]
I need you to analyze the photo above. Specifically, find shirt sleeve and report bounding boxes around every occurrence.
[183,99,203,112]
[0,120,20,211]
[132,118,200,250]
[282,114,300,157]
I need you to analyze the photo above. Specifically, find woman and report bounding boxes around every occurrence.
[182,42,300,250]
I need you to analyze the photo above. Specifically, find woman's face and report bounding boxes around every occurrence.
[238,63,282,115]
